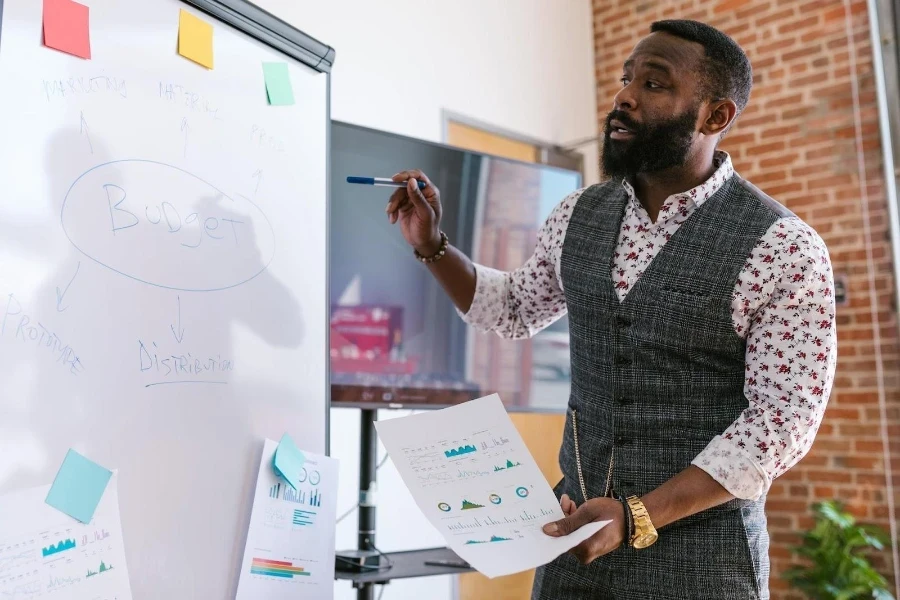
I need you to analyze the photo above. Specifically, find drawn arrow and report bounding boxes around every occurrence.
[79,111,93,154]
[180,118,190,158]
[56,262,81,312]
[252,169,263,196]
[170,295,185,343]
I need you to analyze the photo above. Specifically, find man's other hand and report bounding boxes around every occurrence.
[542,497,627,564]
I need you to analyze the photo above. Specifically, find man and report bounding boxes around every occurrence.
[385,19,836,600]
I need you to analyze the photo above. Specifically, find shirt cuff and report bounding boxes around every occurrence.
[455,263,509,332]
[691,436,772,501]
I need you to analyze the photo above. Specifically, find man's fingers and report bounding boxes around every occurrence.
[392,169,425,183]
[393,170,437,198]
[386,188,411,223]
[560,494,576,516]
[542,503,595,537]
[407,178,432,213]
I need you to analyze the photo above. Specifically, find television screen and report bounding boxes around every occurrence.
[329,121,582,413]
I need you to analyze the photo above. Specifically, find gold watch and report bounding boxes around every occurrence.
[626,496,659,549]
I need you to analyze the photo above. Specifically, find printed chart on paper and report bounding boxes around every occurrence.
[0,475,132,600]
[375,394,607,578]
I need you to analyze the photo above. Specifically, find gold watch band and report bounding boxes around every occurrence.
[626,496,659,549]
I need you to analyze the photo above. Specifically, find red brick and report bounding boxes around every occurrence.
[757,8,796,27]
[737,2,773,19]
[836,391,880,404]
[834,456,882,470]
[792,71,830,87]
[767,499,809,513]
[757,38,797,55]
[806,470,853,483]
[747,140,787,156]
[714,0,753,12]
[789,485,809,497]
[782,44,823,62]
[777,16,820,34]
[813,486,835,497]
[855,440,885,453]
[764,182,804,195]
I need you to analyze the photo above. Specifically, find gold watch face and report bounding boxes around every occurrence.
[632,531,659,549]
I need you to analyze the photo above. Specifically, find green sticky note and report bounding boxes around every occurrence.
[262,62,294,106]
[273,433,305,490]
[45,449,112,523]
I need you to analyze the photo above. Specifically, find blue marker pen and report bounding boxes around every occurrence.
[347,176,427,190]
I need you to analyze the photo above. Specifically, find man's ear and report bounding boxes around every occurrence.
[701,99,738,136]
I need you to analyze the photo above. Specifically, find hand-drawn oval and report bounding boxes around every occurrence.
[61,160,276,292]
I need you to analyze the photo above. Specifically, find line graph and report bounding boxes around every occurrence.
[0,578,41,600]
[406,452,442,467]
[47,573,82,589]
[416,472,453,483]
[0,549,36,577]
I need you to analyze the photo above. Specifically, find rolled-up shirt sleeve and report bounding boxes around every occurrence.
[693,219,837,500]
[456,189,582,340]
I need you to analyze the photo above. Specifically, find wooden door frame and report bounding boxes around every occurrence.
[441,109,585,176]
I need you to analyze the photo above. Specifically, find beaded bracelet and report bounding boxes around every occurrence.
[414,231,449,264]
[616,492,634,549]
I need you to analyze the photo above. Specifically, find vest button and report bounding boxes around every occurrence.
[615,436,632,446]
[617,354,631,365]
[618,397,631,406]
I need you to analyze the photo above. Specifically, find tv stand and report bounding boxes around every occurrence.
[334,408,472,599]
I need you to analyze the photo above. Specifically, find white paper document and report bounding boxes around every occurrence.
[0,473,133,600]
[374,394,609,578]
[235,439,339,600]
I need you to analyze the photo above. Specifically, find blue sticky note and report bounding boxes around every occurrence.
[45,449,112,523]
[273,433,305,490]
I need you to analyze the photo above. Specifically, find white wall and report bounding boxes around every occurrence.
[251,1,599,598]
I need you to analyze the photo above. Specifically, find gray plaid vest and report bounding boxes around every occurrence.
[532,175,793,600]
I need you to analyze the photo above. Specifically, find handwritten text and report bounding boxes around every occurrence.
[43,76,127,102]
[159,82,223,121]
[2,294,85,375]
[139,340,234,378]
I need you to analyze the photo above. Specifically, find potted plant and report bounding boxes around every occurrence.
[783,500,895,599]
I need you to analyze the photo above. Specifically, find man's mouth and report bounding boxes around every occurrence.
[609,119,636,140]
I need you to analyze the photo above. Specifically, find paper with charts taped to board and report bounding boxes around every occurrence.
[0,473,132,600]
[374,394,609,578]
[235,438,338,600]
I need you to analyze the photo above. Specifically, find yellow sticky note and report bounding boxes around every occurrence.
[178,9,213,69]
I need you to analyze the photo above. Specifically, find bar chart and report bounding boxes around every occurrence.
[249,557,310,579]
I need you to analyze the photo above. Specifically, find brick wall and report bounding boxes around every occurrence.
[591,0,899,597]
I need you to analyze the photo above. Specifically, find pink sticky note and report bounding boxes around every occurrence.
[42,0,91,60]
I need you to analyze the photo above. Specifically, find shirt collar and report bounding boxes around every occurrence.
[620,150,735,213]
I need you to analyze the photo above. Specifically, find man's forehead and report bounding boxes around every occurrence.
[624,32,705,71]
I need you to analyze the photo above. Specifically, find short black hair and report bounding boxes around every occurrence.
[650,20,753,118]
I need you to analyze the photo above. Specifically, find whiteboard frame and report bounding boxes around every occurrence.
[0,0,335,454]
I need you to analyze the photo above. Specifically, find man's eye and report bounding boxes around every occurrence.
[620,77,630,86]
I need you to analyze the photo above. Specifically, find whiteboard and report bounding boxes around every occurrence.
[0,0,332,598]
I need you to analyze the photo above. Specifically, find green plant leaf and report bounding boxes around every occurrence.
[784,500,894,600]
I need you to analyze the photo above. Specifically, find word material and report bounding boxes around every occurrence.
[2,294,85,375]
[177,9,213,69]
[374,394,609,578]
[45,449,112,523]
[0,474,132,599]
[235,439,337,600]
[42,0,91,60]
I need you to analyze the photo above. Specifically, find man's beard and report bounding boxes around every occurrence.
[600,106,699,180]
